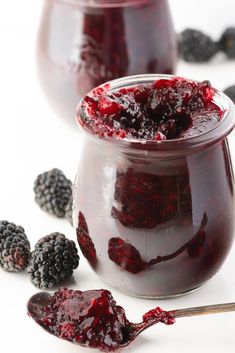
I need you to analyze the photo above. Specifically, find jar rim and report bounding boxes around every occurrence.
[58,0,154,9]
[77,74,235,156]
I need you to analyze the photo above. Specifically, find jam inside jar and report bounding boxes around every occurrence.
[37,0,177,123]
[74,74,235,298]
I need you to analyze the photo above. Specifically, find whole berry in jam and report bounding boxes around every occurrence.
[108,237,146,274]
[76,212,97,268]
[108,213,207,274]
[28,287,175,351]
[0,220,30,272]
[111,168,189,229]
[27,232,79,289]
[219,27,235,59]
[224,85,235,104]
[34,168,72,219]
[79,77,222,141]
[179,29,218,62]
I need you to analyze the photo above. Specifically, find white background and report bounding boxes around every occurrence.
[0,1,235,352]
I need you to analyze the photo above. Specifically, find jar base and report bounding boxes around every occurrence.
[104,281,205,299]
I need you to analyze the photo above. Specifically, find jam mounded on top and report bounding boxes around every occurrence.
[32,287,175,352]
[79,78,223,140]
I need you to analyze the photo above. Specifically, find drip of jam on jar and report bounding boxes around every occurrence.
[108,213,207,274]
[76,212,97,268]
[79,77,223,140]
[30,287,175,352]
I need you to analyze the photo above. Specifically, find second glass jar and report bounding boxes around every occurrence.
[37,0,177,122]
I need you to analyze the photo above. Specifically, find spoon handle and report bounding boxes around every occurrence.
[172,302,235,319]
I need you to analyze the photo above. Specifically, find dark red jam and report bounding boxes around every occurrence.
[79,78,223,140]
[75,76,235,298]
[37,0,177,122]
[108,212,207,274]
[76,212,97,268]
[32,287,175,352]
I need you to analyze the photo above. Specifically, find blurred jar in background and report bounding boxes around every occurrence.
[37,0,177,124]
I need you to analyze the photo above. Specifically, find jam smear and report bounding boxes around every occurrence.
[32,287,175,352]
[108,213,207,274]
[76,212,97,268]
[79,78,223,140]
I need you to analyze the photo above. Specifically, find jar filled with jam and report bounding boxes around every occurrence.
[74,74,235,298]
[37,0,177,123]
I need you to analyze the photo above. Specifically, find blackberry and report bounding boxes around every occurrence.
[28,232,79,289]
[180,29,218,62]
[0,221,30,272]
[224,85,235,103]
[34,168,72,218]
[219,27,235,58]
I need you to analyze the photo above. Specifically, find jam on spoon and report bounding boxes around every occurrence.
[27,288,235,352]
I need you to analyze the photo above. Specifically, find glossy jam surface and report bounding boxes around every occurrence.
[33,287,175,351]
[79,78,222,140]
[37,0,177,122]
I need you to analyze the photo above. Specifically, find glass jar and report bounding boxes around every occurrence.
[74,74,235,298]
[37,0,177,124]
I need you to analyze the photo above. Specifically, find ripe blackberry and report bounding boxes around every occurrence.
[180,29,218,62]
[224,85,235,103]
[0,221,30,272]
[219,27,235,58]
[27,232,79,289]
[34,168,72,218]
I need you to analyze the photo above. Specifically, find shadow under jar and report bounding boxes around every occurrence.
[74,74,235,298]
[37,0,177,124]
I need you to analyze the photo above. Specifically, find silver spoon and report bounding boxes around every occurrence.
[27,292,235,350]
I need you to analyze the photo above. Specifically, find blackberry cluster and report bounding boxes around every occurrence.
[34,168,72,219]
[180,27,235,62]
[28,232,79,289]
[180,29,218,62]
[0,221,30,272]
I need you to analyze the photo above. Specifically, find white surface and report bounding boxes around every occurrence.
[0,1,235,353]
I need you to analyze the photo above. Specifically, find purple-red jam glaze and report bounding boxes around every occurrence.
[32,287,175,352]
[79,78,223,140]
[75,75,235,298]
